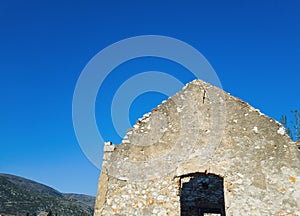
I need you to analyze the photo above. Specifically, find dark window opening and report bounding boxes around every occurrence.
[180,173,226,216]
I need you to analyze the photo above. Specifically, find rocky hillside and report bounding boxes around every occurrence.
[0,174,95,215]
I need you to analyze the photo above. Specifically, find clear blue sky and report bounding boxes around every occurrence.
[0,0,299,196]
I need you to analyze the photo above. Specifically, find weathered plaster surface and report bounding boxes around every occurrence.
[94,80,300,215]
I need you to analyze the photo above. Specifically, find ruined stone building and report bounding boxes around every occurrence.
[94,80,300,215]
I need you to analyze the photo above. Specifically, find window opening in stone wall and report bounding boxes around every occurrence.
[180,173,226,216]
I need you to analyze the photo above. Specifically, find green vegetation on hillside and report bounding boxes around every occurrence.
[0,174,94,216]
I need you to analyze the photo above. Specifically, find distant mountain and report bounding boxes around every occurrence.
[0,174,95,216]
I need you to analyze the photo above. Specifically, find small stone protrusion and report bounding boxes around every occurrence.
[104,141,115,152]
[277,127,285,136]
[252,126,258,134]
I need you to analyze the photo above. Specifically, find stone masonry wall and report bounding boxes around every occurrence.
[95,80,300,215]
[95,169,180,216]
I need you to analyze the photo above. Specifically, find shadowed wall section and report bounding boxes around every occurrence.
[180,173,225,216]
